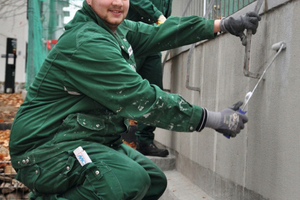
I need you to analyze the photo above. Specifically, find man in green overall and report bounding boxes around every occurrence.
[9,0,260,199]
[125,0,172,157]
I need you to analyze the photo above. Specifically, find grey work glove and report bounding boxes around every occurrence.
[220,11,261,36]
[205,101,248,137]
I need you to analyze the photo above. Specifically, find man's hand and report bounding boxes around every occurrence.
[205,101,248,137]
[220,12,261,36]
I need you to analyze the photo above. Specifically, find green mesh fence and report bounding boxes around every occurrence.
[26,0,46,89]
[26,0,83,90]
[206,0,256,19]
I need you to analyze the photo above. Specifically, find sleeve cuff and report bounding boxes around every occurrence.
[196,108,207,132]
[154,10,163,21]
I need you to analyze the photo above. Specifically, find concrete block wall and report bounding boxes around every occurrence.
[156,0,300,199]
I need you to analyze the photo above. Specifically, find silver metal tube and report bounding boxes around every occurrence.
[241,42,286,110]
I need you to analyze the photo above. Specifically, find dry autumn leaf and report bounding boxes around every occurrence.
[0,130,11,166]
[0,93,23,123]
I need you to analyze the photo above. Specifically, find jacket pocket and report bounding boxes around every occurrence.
[15,164,40,193]
[52,113,108,144]
[15,153,80,194]
[34,155,80,194]
[81,162,124,200]
[77,113,105,131]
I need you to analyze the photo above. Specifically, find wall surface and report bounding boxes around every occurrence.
[156,0,300,199]
[0,0,28,90]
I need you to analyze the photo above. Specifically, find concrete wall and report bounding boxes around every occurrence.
[156,0,300,199]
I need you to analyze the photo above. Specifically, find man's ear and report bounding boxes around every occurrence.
[86,0,91,6]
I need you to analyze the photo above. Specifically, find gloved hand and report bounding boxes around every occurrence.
[220,12,261,37]
[156,15,167,25]
[205,101,248,137]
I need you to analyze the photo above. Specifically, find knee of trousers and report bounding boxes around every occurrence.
[126,165,152,199]
[142,169,167,200]
[155,170,168,196]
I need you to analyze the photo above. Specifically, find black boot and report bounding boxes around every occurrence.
[136,142,169,157]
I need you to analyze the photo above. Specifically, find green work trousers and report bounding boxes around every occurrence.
[16,143,167,200]
[135,53,163,144]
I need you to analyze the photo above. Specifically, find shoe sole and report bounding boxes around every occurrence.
[139,150,169,157]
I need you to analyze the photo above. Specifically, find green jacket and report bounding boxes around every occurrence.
[127,0,172,24]
[10,1,215,166]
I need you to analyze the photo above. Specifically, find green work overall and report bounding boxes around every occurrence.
[127,0,173,144]
[9,1,215,199]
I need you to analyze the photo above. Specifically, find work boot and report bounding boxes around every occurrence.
[136,142,169,157]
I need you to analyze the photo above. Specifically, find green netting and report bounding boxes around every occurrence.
[206,0,255,19]
[26,0,46,89]
[26,0,83,89]
[48,0,57,40]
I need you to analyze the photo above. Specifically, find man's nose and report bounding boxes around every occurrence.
[112,0,123,6]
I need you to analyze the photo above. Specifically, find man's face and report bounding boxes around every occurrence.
[86,0,129,32]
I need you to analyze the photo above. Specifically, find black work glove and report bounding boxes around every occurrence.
[204,101,248,137]
[220,11,261,36]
